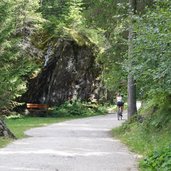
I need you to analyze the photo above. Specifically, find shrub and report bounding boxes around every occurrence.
[140,146,171,171]
[52,101,107,117]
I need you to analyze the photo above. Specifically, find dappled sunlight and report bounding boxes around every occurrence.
[0,149,113,157]
[56,127,110,131]
[13,141,30,145]
[79,137,119,142]
[57,123,90,126]
[0,166,41,171]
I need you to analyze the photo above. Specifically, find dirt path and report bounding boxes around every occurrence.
[0,113,138,171]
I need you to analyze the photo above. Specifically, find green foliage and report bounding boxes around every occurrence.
[84,0,129,91]
[131,0,171,103]
[40,0,69,21]
[1,0,170,116]
[6,114,23,120]
[140,146,171,171]
[0,0,41,111]
[0,0,112,113]
[52,101,107,117]
[39,0,109,52]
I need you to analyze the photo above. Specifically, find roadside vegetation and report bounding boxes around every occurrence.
[113,103,171,171]
[51,101,108,117]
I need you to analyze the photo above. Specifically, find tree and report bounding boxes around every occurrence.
[132,0,171,108]
[82,0,128,93]
[0,0,41,112]
[0,0,41,137]
[127,0,137,117]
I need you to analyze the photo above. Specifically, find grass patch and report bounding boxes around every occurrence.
[112,107,171,171]
[0,137,12,148]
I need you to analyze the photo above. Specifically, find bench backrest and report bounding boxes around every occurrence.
[27,103,48,109]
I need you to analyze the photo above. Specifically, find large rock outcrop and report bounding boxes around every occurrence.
[21,39,105,106]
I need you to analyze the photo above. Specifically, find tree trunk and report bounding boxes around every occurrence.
[127,75,137,117]
[127,0,137,117]
[0,119,16,139]
[127,0,153,117]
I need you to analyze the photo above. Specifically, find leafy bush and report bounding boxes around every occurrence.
[140,146,171,171]
[52,101,107,117]
[6,114,23,120]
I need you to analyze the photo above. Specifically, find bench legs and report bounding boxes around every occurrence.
[25,109,48,117]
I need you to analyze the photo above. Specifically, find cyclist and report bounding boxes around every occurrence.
[116,93,124,115]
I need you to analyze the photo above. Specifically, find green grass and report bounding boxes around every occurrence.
[0,137,12,148]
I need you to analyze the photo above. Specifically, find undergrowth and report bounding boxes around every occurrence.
[112,105,171,171]
[52,101,107,117]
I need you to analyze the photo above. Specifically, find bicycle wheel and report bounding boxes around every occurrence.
[117,107,123,120]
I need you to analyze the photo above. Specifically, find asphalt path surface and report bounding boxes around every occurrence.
[0,113,138,171]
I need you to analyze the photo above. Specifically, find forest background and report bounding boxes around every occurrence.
[0,0,171,170]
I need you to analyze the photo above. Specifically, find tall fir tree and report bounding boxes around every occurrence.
[0,0,41,137]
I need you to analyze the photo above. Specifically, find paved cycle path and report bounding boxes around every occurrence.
[0,113,138,171]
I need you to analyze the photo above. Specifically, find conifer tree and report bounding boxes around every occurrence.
[0,0,41,137]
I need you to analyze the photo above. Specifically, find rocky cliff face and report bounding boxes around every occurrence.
[21,38,105,106]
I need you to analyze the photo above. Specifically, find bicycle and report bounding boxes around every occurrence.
[117,107,123,120]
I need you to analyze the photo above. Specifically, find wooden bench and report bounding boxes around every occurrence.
[26,103,49,116]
